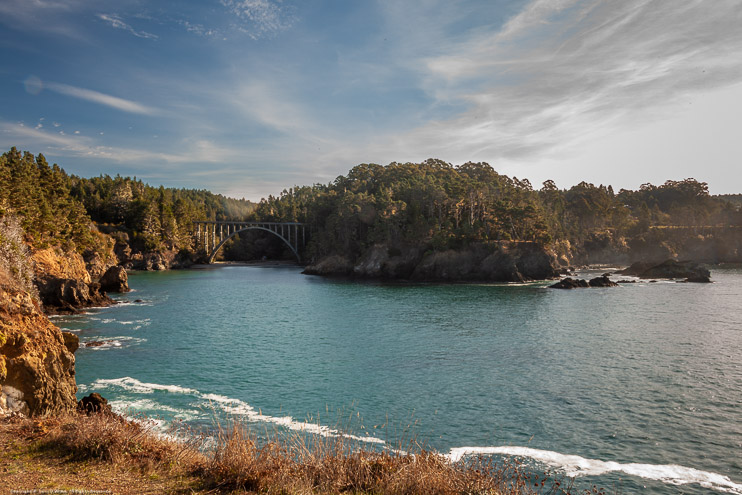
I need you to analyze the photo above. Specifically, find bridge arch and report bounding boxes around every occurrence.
[207,226,301,263]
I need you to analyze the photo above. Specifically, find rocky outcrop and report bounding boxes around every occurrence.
[32,248,113,313]
[588,275,619,287]
[684,275,712,283]
[576,227,742,266]
[127,249,194,270]
[550,277,590,289]
[0,281,77,417]
[410,243,558,282]
[549,275,619,289]
[302,255,354,276]
[304,242,560,282]
[129,252,169,271]
[618,259,711,280]
[77,392,112,414]
[99,266,129,293]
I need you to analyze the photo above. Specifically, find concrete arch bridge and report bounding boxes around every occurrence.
[193,221,307,263]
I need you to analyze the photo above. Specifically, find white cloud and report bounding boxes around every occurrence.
[97,13,158,40]
[220,0,295,39]
[1,121,244,167]
[393,0,742,166]
[45,82,160,116]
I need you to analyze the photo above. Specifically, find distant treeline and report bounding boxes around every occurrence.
[1,148,740,263]
[250,159,742,261]
[0,147,255,254]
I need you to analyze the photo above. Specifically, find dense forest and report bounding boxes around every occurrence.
[0,147,255,257]
[2,148,741,270]
[249,159,741,263]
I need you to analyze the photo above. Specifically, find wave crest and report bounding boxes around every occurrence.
[447,446,742,494]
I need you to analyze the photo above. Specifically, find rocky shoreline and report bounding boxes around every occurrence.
[303,241,561,283]
[548,259,713,289]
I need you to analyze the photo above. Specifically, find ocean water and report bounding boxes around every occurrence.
[54,265,742,494]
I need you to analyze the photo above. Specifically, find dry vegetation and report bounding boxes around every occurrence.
[0,411,608,495]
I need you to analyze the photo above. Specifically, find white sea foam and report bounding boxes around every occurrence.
[82,336,146,350]
[108,398,201,421]
[93,377,199,395]
[92,377,385,446]
[447,446,742,494]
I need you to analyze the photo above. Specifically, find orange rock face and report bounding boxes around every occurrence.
[0,284,77,416]
[33,247,92,286]
[31,247,113,313]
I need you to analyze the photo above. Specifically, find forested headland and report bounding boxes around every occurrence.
[2,147,742,288]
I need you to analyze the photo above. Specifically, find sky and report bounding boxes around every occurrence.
[1,0,741,200]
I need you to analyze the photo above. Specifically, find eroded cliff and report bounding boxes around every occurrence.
[0,272,77,416]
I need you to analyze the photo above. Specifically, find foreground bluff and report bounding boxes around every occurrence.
[0,277,77,416]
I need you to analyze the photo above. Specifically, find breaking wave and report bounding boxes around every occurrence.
[90,377,385,446]
[447,446,742,494]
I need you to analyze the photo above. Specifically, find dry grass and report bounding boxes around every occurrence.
[14,411,606,495]
[35,411,206,473]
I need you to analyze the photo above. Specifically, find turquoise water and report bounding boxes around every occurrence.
[54,266,742,494]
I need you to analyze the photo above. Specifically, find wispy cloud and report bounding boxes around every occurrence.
[45,82,160,116]
[0,0,87,39]
[220,0,295,39]
[97,13,158,40]
[1,121,245,167]
[401,0,742,163]
[178,19,218,38]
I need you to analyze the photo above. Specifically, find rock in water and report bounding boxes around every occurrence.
[99,265,129,293]
[77,392,112,414]
[549,277,590,289]
[588,275,619,287]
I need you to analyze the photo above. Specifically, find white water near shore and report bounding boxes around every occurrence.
[448,447,742,494]
[92,377,386,446]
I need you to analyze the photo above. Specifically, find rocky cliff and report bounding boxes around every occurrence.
[0,272,78,416]
[32,247,112,313]
[576,228,742,265]
[32,246,130,314]
[304,242,561,282]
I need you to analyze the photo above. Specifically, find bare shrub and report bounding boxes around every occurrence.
[0,212,37,297]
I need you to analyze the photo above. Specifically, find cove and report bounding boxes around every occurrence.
[55,265,742,495]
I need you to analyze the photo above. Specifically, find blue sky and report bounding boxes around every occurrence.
[2,0,742,199]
